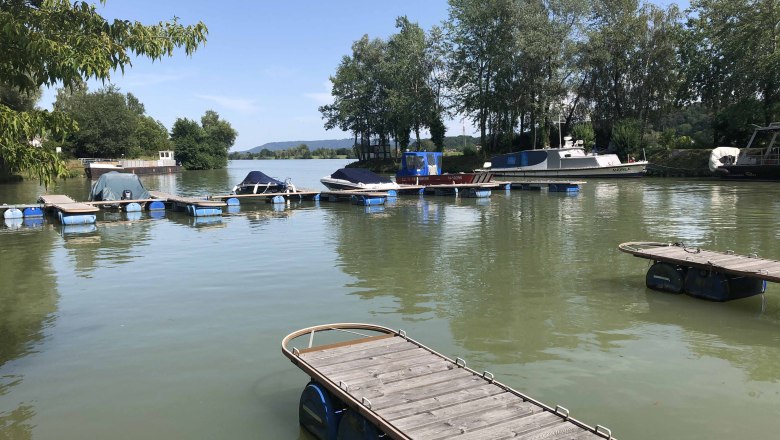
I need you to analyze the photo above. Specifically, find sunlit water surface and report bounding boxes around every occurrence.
[1,160,779,439]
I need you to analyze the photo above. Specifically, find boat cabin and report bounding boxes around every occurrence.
[397,151,442,178]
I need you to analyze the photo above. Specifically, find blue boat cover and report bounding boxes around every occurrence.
[88,171,151,201]
[239,171,284,186]
[330,168,392,184]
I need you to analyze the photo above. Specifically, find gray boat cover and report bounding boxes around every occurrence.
[89,171,151,201]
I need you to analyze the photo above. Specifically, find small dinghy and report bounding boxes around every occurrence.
[232,171,296,195]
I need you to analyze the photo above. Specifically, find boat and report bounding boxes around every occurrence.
[84,151,182,179]
[89,172,150,202]
[320,168,400,191]
[713,123,780,180]
[396,151,493,185]
[481,137,647,179]
[231,171,297,195]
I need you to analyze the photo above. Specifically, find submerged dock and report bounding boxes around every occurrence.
[283,323,614,440]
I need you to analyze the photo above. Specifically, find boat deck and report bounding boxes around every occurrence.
[283,324,613,440]
[38,195,100,214]
[619,241,780,283]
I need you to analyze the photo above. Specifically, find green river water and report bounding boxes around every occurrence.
[1,159,779,439]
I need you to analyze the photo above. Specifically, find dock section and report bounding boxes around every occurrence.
[619,241,776,301]
[283,323,614,440]
[149,191,226,217]
[38,195,99,224]
[209,190,320,204]
[494,178,587,192]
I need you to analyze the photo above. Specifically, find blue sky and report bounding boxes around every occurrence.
[40,0,688,151]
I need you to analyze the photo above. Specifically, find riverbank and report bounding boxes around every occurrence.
[348,149,715,178]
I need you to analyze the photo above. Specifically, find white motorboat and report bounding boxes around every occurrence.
[481,138,648,179]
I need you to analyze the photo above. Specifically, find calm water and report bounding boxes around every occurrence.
[1,159,780,439]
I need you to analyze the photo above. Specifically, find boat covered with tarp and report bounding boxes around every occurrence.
[88,171,150,201]
[232,171,296,194]
[320,168,400,191]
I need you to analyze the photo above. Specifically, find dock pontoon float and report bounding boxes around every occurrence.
[283,323,614,440]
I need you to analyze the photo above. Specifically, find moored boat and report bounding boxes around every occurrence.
[84,151,181,179]
[714,123,780,180]
[396,151,492,185]
[481,138,647,179]
[320,168,400,191]
[231,171,297,194]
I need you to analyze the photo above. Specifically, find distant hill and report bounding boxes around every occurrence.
[240,135,481,154]
[243,138,354,153]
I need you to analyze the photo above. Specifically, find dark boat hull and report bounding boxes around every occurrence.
[86,165,182,179]
[716,164,780,180]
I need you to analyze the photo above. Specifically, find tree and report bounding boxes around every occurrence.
[682,0,780,145]
[53,85,138,158]
[0,0,207,184]
[172,110,236,170]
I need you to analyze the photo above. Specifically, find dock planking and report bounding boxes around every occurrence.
[619,241,780,283]
[148,191,225,207]
[283,324,613,440]
[38,195,99,213]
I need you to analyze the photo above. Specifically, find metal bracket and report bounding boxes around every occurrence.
[482,371,495,383]
[595,425,612,439]
[455,357,466,368]
[555,405,570,420]
[339,381,349,392]
[361,397,372,409]
[399,329,407,339]
[292,347,300,356]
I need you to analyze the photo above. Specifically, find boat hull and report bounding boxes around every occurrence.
[489,162,647,179]
[715,164,780,181]
[86,165,182,179]
[320,179,399,191]
[395,172,492,185]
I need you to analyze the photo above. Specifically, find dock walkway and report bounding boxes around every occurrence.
[38,195,99,214]
[149,191,225,208]
[283,323,613,440]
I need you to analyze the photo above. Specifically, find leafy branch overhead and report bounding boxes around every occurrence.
[0,0,207,185]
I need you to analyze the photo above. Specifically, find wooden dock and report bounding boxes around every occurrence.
[283,323,614,440]
[38,195,99,214]
[209,190,320,202]
[619,241,780,283]
[149,191,225,207]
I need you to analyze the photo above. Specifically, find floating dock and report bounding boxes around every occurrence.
[38,195,99,224]
[283,323,614,440]
[619,241,775,301]
[493,179,586,192]
[209,190,321,204]
[320,190,391,206]
[149,191,226,217]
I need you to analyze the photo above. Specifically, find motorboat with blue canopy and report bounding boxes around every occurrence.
[396,151,492,185]
[232,171,296,194]
[320,168,400,191]
[88,171,151,201]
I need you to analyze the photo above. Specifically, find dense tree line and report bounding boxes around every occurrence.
[229,145,355,160]
[322,0,780,161]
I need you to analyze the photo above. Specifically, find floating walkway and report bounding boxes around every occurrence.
[282,323,614,440]
[493,178,587,192]
[38,195,99,225]
[619,241,776,301]
[149,191,226,217]
[210,190,320,204]
[320,190,392,206]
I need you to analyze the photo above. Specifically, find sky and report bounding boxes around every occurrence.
[39,0,688,152]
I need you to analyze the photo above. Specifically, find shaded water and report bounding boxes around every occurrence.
[1,160,779,439]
